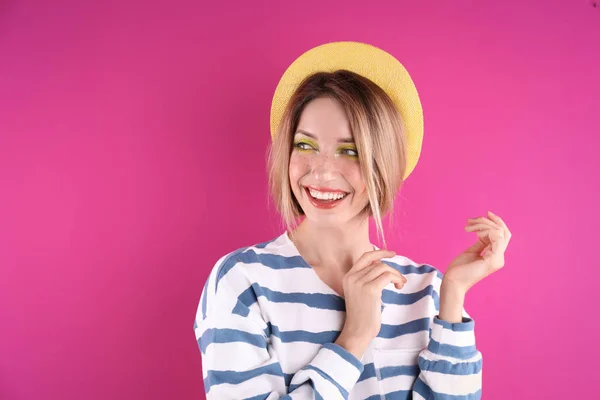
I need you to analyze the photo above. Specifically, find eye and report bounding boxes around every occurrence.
[293,141,315,152]
[340,148,358,157]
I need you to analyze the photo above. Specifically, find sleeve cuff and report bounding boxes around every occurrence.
[310,342,364,391]
[434,316,475,332]
[427,316,478,360]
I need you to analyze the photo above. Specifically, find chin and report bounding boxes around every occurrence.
[303,210,358,227]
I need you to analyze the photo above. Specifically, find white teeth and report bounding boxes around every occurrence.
[308,188,347,200]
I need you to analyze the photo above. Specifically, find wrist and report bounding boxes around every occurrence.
[440,272,469,294]
[440,277,467,297]
[335,332,369,360]
[439,279,466,323]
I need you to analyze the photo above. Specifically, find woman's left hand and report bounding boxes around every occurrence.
[444,210,512,294]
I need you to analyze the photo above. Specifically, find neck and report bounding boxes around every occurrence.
[289,216,373,273]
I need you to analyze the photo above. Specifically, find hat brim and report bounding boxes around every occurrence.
[270,41,423,181]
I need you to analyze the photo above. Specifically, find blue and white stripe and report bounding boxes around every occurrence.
[194,232,482,399]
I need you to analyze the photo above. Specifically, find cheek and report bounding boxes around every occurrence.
[288,154,310,183]
[341,162,366,193]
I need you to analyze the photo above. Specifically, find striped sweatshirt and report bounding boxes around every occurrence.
[194,232,482,399]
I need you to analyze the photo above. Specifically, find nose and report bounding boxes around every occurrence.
[310,152,338,182]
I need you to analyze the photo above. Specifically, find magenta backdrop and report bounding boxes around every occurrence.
[1,0,598,398]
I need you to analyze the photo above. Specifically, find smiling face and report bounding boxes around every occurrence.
[289,96,370,227]
[268,70,408,246]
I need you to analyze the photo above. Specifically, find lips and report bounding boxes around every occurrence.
[303,186,349,210]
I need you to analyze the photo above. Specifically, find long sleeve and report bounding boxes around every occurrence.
[411,271,483,399]
[194,255,364,399]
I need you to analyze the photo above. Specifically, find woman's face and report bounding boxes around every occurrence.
[289,97,369,227]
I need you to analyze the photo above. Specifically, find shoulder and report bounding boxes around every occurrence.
[208,233,291,283]
[196,234,290,326]
[202,233,291,303]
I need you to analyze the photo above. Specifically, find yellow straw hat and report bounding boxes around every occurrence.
[270,41,424,181]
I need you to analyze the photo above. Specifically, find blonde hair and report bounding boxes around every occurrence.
[266,70,407,247]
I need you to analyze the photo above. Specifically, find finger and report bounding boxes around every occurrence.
[468,227,507,256]
[488,211,512,238]
[467,228,503,250]
[370,271,405,292]
[489,228,508,253]
[487,211,507,228]
[354,261,397,282]
[359,263,406,285]
[467,217,496,228]
[466,239,487,254]
[353,261,379,281]
[353,264,407,291]
[349,249,396,274]
[465,223,497,232]
[481,243,492,257]
[466,224,504,242]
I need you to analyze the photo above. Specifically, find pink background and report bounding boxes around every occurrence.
[1,0,598,398]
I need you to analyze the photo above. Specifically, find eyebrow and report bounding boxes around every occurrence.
[295,130,355,144]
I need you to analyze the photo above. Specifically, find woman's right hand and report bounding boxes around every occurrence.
[335,249,407,359]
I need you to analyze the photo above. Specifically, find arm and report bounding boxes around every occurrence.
[194,263,364,399]
[413,210,511,399]
[412,274,482,400]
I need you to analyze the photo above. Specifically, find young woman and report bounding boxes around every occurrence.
[194,42,511,400]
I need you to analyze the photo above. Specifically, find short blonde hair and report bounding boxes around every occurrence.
[267,70,407,247]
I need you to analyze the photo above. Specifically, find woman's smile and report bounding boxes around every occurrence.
[303,186,350,209]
